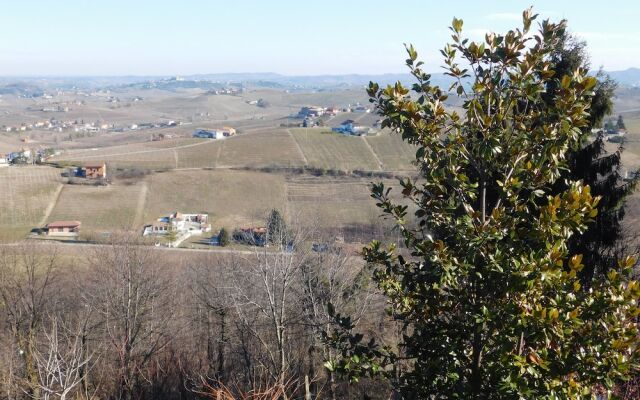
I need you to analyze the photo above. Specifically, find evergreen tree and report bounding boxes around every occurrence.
[267,209,288,245]
[547,33,638,286]
[604,118,615,131]
[325,10,640,399]
[617,115,626,130]
[218,227,229,247]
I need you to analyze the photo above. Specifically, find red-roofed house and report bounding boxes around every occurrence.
[83,163,106,179]
[46,221,81,237]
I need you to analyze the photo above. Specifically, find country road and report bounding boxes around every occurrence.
[0,240,285,256]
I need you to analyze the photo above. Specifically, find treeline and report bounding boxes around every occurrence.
[0,230,390,400]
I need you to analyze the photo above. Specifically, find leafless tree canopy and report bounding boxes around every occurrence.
[0,221,388,400]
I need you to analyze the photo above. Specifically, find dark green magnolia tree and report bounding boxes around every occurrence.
[325,10,640,399]
[546,33,638,286]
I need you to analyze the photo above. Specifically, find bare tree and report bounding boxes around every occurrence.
[33,317,94,400]
[299,244,373,400]
[188,254,239,382]
[84,234,174,400]
[0,245,58,399]
[231,217,311,393]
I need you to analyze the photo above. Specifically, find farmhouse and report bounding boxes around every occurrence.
[233,227,268,246]
[221,126,236,137]
[80,163,107,179]
[331,120,371,136]
[6,149,32,164]
[143,212,211,237]
[325,106,340,116]
[352,105,371,113]
[46,221,81,237]
[193,126,236,139]
[193,129,224,139]
[298,106,325,118]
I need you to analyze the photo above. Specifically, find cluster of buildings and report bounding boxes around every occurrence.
[3,118,180,135]
[208,88,243,95]
[0,147,57,166]
[297,103,372,128]
[297,106,339,118]
[296,104,370,119]
[193,126,237,139]
[3,119,99,134]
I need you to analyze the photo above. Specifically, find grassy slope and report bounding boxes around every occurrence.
[143,169,286,230]
[290,128,380,171]
[0,166,62,241]
[47,182,144,235]
[365,132,418,171]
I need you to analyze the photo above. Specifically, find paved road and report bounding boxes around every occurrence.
[0,240,282,256]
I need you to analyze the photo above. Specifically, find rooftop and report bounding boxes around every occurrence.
[47,220,81,228]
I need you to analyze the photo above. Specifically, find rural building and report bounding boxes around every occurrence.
[298,106,325,118]
[325,106,340,116]
[331,119,371,136]
[193,129,224,139]
[6,149,32,164]
[46,221,81,237]
[81,163,107,179]
[145,221,173,235]
[143,212,211,237]
[352,105,371,113]
[234,227,267,246]
[0,156,8,167]
[221,126,236,137]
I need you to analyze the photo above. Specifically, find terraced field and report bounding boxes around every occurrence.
[285,176,381,229]
[0,166,63,240]
[290,128,381,171]
[216,130,305,168]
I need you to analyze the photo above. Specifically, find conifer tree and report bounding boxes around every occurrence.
[547,33,638,285]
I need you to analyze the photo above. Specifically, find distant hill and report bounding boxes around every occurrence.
[607,68,640,87]
[2,68,640,93]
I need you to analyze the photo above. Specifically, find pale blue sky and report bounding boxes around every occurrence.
[0,0,637,76]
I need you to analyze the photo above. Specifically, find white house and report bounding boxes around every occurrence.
[143,212,211,237]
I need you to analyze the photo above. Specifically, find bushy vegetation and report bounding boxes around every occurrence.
[326,9,640,399]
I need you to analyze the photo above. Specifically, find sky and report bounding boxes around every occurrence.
[0,0,638,76]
